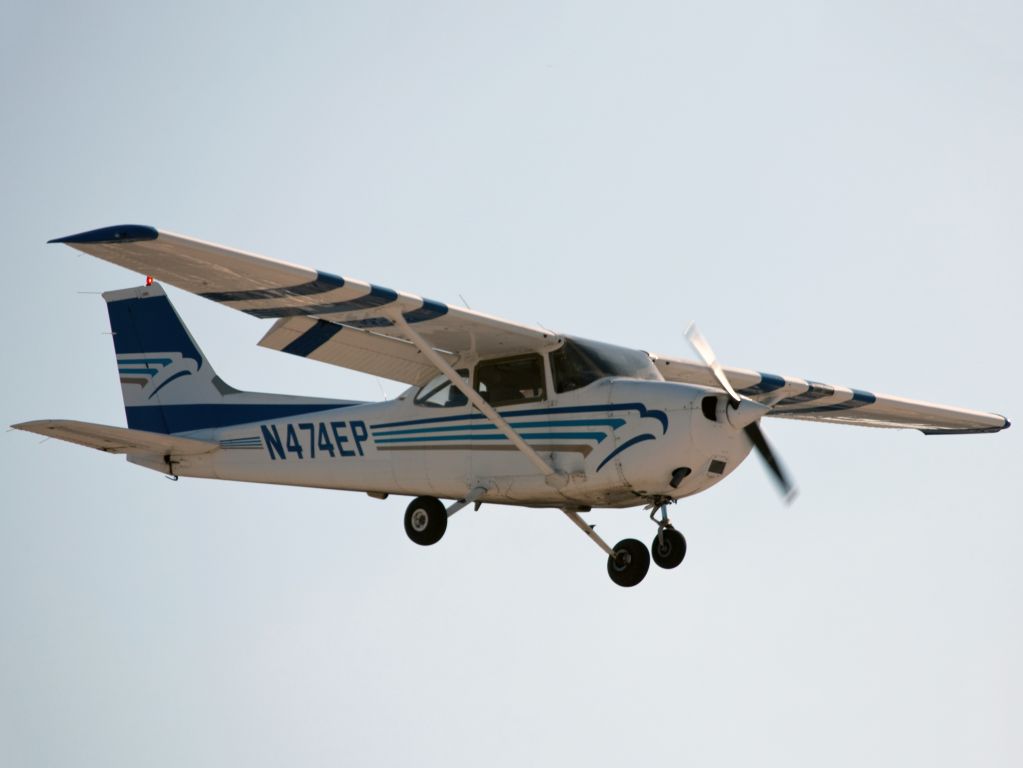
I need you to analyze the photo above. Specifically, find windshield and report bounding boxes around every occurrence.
[414,370,469,408]
[550,336,662,394]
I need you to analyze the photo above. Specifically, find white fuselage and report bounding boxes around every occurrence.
[145,378,753,509]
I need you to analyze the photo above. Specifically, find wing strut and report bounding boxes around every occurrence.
[392,315,567,487]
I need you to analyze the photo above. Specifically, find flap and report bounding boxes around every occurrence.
[258,316,456,385]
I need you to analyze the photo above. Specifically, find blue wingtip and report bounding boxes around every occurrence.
[48,224,158,245]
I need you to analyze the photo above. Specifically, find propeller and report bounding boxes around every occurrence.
[685,323,797,503]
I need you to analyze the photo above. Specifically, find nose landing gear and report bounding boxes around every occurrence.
[649,501,687,569]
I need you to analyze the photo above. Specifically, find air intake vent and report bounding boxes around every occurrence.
[701,395,719,422]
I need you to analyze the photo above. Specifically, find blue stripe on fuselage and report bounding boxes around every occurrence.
[371,403,669,434]
[371,418,627,437]
[125,402,352,433]
[375,431,610,445]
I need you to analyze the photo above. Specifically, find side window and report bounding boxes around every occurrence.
[475,354,546,407]
[414,370,469,408]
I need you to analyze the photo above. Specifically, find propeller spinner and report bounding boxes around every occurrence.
[685,323,797,503]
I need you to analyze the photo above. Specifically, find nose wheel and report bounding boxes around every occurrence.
[649,500,686,569]
[651,526,686,569]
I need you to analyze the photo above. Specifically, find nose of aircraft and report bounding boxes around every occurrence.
[725,398,771,430]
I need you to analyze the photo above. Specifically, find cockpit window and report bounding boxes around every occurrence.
[475,354,546,407]
[550,337,662,394]
[414,370,469,408]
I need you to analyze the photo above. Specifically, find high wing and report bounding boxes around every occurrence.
[651,354,1009,435]
[50,225,1008,435]
[51,225,553,385]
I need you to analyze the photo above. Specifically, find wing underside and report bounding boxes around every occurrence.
[257,315,456,385]
[651,355,1009,434]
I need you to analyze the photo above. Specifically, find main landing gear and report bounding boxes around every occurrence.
[404,496,447,546]
[403,488,488,547]
[563,498,686,587]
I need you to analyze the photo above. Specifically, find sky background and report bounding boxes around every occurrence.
[2,1,1021,766]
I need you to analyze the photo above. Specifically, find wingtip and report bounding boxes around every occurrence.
[48,224,158,245]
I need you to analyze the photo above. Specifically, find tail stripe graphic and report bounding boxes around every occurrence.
[105,283,357,434]
[107,295,203,369]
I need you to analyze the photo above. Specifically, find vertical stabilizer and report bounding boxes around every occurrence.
[103,283,357,434]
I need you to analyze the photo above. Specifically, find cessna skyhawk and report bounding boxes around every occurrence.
[14,225,1010,586]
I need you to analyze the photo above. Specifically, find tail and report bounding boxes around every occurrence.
[104,283,356,434]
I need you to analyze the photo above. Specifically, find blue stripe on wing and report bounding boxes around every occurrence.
[776,388,876,414]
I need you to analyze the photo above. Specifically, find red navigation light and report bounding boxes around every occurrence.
[145,275,153,286]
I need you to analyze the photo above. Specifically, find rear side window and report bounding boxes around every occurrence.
[475,355,546,407]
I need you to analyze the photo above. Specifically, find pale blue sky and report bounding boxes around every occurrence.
[2,2,1021,766]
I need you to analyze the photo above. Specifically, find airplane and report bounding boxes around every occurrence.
[14,224,1011,587]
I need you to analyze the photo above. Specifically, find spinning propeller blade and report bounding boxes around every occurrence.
[684,323,741,406]
[684,323,797,503]
[743,421,797,503]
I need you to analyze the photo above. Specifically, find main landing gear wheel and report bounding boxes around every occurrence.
[607,538,650,587]
[651,527,686,569]
[404,496,447,546]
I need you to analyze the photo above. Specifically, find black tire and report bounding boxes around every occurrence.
[606,538,650,587]
[651,527,686,569]
[404,496,447,546]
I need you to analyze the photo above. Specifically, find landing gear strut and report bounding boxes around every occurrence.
[562,508,651,587]
[649,499,686,569]
[403,487,488,546]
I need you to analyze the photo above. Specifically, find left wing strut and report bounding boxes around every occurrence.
[392,313,567,487]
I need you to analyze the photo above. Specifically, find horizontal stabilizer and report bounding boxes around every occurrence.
[12,419,219,455]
